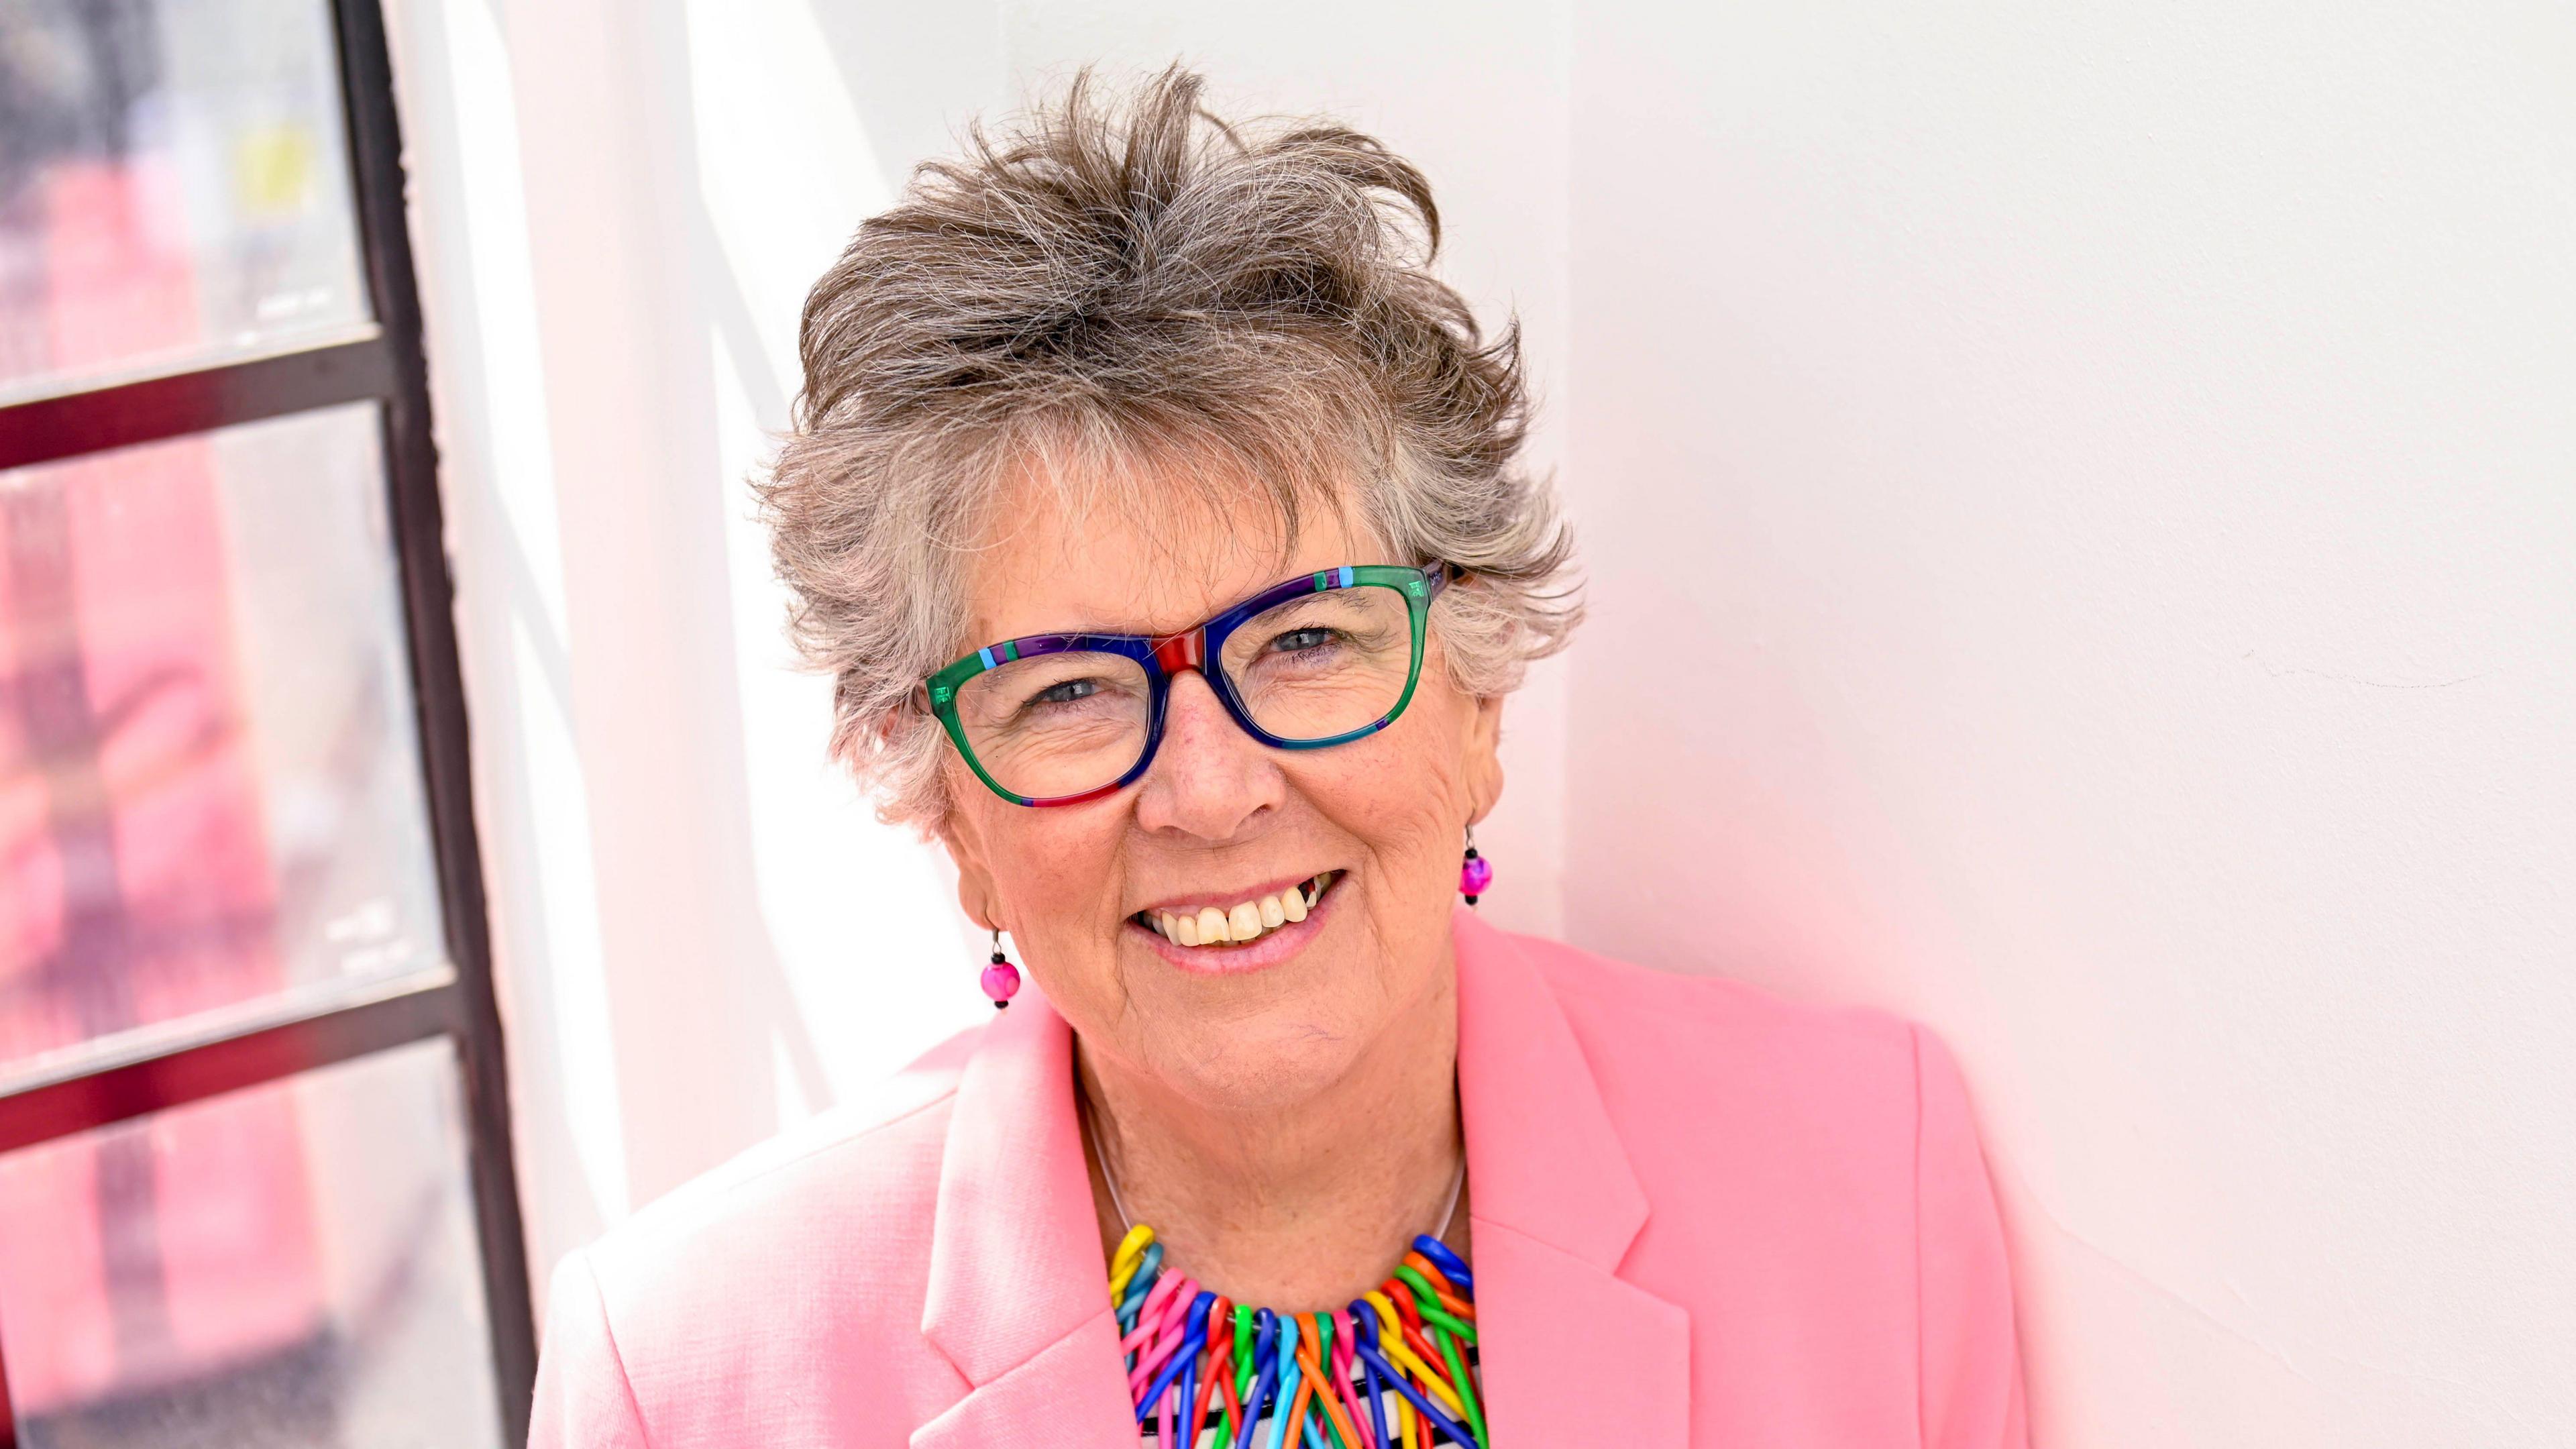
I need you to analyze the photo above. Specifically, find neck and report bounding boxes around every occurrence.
[1073,957,1468,1315]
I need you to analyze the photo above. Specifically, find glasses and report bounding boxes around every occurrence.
[924,563,1454,806]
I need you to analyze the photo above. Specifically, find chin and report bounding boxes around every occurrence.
[1157,1006,1373,1114]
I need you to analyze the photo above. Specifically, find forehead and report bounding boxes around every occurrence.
[962,458,1381,645]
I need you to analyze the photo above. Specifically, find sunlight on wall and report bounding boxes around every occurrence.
[413,0,629,1238]
[684,0,989,1120]
[682,0,888,371]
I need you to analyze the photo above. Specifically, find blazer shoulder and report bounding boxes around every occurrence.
[535,1025,987,1444]
[1502,926,1937,1165]
[576,1021,981,1331]
[1516,927,1920,1069]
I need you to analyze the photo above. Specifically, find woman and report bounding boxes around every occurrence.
[529,70,2027,1448]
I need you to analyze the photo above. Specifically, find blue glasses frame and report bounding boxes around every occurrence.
[923,562,1454,806]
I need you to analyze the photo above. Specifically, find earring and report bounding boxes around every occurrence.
[1460,826,1492,907]
[981,928,1020,1010]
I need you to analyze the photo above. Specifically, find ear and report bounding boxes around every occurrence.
[1462,691,1507,827]
[936,794,1004,932]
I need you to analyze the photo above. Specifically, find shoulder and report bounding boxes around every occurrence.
[1481,924,2025,1437]
[1489,924,1985,1207]
[590,1022,976,1285]
[1505,925,1927,1110]
[533,1024,984,1442]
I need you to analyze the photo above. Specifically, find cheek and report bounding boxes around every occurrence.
[1302,716,1477,892]
[1342,686,1483,822]
[949,752,1114,917]
[974,809,1131,1006]
[992,817,1122,925]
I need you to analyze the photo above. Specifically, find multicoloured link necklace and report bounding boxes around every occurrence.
[1092,1113,1487,1449]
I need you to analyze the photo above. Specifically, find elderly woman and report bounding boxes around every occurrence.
[529,70,2026,1449]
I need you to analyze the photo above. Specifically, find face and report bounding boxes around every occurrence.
[936,472,1505,1114]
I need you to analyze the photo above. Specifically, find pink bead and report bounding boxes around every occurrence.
[979,961,1020,1004]
[1460,855,1493,896]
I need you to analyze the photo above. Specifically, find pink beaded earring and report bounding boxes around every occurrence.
[1460,826,1491,906]
[981,928,1020,1009]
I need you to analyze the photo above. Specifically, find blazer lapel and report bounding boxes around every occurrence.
[1456,908,1693,1448]
[914,989,1135,1448]
[910,1311,1135,1449]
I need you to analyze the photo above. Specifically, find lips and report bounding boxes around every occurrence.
[1130,871,1338,949]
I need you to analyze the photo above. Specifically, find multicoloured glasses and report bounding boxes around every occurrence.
[924,563,1454,806]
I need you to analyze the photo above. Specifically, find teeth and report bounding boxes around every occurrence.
[1142,873,1334,949]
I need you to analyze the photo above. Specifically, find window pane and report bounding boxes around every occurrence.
[0,403,449,1084]
[0,0,374,404]
[0,1038,505,1448]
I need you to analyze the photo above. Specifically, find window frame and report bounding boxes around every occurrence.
[0,0,537,1442]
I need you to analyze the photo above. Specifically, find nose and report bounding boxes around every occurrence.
[1132,667,1283,839]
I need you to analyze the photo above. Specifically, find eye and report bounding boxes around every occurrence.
[1031,678,1101,706]
[1269,627,1340,654]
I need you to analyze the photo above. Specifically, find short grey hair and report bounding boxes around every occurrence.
[757,67,1580,826]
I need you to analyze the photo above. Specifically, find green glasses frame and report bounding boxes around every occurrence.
[923,563,1454,806]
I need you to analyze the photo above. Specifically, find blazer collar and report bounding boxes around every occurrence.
[1454,908,1693,1448]
[917,911,1690,1448]
[918,985,1113,1383]
[915,985,1140,1446]
[1451,906,1650,1267]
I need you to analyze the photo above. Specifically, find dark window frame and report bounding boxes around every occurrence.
[0,0,536,1443]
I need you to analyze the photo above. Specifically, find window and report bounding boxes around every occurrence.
[0,1,533,1445]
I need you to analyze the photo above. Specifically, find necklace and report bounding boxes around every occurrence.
[1085,1101,1486,1448]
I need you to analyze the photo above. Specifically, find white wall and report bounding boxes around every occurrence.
[383,1,2574,1443]
[1561,5,2575,1445]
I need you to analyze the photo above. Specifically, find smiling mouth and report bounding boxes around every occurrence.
[1130,871,1340,949]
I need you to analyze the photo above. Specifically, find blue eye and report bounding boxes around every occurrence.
[1032,678,1100,705]
[1270,627,1339,654]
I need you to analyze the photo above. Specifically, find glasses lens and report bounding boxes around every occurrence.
[1218,584,1418,743]
[953,649,1152,799]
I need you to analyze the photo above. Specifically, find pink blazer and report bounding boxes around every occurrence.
[529,910,2029,1447]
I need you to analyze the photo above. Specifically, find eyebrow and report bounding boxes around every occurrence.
[983,574,1297,645]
